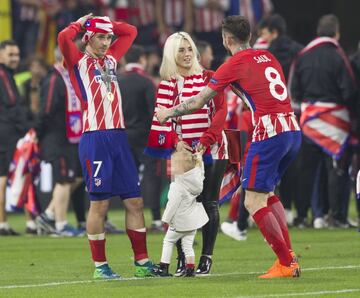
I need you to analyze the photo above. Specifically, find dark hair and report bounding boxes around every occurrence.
[125,44,145,63]
[0,39,18,50]
[317,14,339,37]
[27,55,48,70]
[262,14,287,36]
[196,40,211,55]
[222,16,251,43]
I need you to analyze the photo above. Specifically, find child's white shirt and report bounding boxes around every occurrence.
[162,164,209,232]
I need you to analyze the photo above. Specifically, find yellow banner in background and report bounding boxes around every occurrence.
[0,0,12,41]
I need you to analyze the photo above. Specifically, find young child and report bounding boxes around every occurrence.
[153,149,209,277]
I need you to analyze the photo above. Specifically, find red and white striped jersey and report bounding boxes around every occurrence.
[58,21,137,132]
[147,71,227,160]
[239,0,273,28]
[252,112,300,142]
[193,0,229,32]
[156,74,210,145]
[164,0,185,27]
[208,48,300,142]
[132,0,155,26]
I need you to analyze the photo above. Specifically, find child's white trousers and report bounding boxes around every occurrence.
[160,227,196,264]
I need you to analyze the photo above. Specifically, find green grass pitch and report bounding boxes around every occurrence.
[1,206,359,298]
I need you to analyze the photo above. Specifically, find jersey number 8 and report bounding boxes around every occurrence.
[264,67,288,101]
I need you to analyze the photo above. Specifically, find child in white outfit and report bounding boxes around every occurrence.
[153,150,209,277]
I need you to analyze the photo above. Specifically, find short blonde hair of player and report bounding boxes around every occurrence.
[160,32,202,80]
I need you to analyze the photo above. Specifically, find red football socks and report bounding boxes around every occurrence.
[253,207,292,266]
[126,229,149,261]
[88,238,107,263]
[268,195,292,250]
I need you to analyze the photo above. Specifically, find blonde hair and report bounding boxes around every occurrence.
[160,32,202,80]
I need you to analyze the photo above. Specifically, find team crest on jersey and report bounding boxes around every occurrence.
[94,178,102,187]
[158,133,165,145]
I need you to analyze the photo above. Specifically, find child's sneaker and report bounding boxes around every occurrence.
[174,256,186,277]
[183,267,195,277]
[134,261,155,277]
[93,264,121,279]
[152,264,173,277]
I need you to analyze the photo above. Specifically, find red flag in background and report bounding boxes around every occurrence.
[219,163,241,205]
[219,129,242,205]
[7,129,41,215]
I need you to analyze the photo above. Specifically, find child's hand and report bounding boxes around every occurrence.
[195,142,206,154]
[162,222,169,231]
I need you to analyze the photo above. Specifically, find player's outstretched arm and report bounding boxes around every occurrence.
[156,86,217,124]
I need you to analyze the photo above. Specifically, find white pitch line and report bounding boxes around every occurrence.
[202,265,360,277]
[0,265,359,290]
[237,289,360,298]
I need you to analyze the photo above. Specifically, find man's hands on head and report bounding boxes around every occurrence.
[76,13,93,28]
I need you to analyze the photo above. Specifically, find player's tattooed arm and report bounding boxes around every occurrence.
[156,87,217,124]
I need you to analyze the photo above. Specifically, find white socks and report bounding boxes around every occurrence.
[26,220,37,230]
[56,221,67,231]
[45,209,55,220]
[0,222,10,230]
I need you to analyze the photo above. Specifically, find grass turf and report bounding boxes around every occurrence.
[0,207,359,298]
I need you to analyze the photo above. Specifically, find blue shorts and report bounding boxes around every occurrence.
[78,129,141,201]
[242,131,301,192]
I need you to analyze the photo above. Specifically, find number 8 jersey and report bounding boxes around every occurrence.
[208,49,300,142]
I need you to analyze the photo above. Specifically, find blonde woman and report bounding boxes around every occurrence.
[146,32,228,276]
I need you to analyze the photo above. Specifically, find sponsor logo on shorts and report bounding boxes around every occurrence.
[94,178,102,187]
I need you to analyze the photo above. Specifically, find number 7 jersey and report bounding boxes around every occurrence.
[208,49,300,142]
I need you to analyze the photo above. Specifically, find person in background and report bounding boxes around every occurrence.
[290,14,357,229]
[118,45,164,232]
[192,0,229,68]
[12,0,41,59]
[35,47,84,237]
[197,40,214,70]
[0,40,30,236]
[22,56,48,123]
[258,14,302,80]
[155,0,193,47]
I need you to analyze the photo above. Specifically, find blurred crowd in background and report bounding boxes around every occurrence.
[0,0,360,238]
